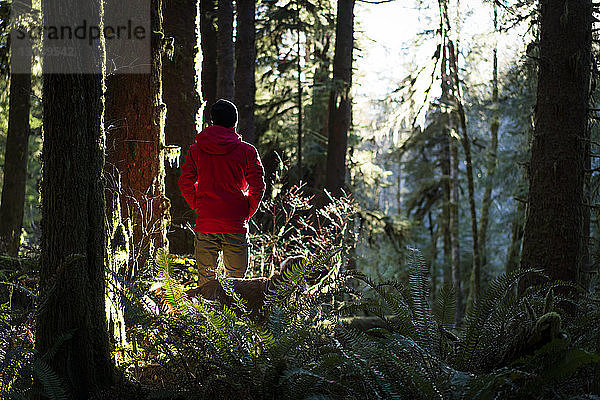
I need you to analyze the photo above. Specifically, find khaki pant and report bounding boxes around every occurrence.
[194,232,249,286]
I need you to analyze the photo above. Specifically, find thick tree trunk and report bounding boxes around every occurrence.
[234,0,256,144]
[163,0,202,254]
[477,3,499,272]
[201,0,218,123]
[326,0,354,196]
[37,2,113,395]
[519,0,591,292]
[0,83,31,254]
[216,0,234,100]
[105,0,169,278]
[0,0,32,256]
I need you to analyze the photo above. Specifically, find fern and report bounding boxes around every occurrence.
[458,268,542,369]
[407,248,436,351]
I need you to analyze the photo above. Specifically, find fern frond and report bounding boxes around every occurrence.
[30,357,68,400]
[156,250,193,316]
[407,248,436,350]
[458,268,542,369]
[433,283,456,331]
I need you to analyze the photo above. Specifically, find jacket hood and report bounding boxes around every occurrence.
[196,125,242,155]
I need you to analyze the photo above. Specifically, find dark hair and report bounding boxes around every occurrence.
[210,99,238,128]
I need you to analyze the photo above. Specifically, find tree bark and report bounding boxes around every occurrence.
[0,0,32,256]
[163,0,202,254]
[234,0,256,144]
[105,0,169,278]
[37,2,113,395]
[217,0,234,100]
[326,0,354,196]
[201,0,218,124]
[519,0,591,293]
[0,82,31,254]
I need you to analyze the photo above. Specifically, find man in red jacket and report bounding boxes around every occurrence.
[178,99,265,287]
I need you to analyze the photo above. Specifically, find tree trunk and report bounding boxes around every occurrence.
[105,0,169,278]
[309,33,331,192]
[438,0,453,296]
[201,0,218,124]
[519,0,591,293]
[37,2,113,395]
[441,130,452,286]
[0,13,31,255]
[163,0,202,255]
[428,211,439,295]
[477,3,499,272]
[449,123,462,322]
[296,0,303,183]
[234,0,256,144]
[326,0,354,196]
[217,0,234,100]
[447,37,481,311]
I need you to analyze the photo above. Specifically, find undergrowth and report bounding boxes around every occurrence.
[1,188,600,399]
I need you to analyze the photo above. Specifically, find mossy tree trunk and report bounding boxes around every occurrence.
[105,0,169,278]
[519,0,591,293]
[164,0,202,254]
[36,1,114,395]
[0,0,32,256]
[326,0,354,196]
[201,0,218,123]
[234,0,256,144]
[217,0,234,100]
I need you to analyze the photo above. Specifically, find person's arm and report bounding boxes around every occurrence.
[178,146,197,210]
[245,146,265,218]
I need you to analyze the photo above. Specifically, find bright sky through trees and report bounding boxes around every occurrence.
[354,0,530,131]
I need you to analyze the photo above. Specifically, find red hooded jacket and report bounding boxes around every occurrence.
[178,125,265,234]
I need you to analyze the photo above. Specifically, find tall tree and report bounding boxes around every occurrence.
[201,0,218,123]
[326,0,355,196]
[234,0,256,143]
[520,0,591,291]
[163,0,202,254]
[0,0,32,256]
[440,0,481,309]
[439,0,462,321]
[217,0,234,99]
[36,0,114,395]
[295,0,303,182]
[477,2,500,275]
[105,0,169,277]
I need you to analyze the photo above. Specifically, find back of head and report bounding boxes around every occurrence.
[210,99,238,128]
